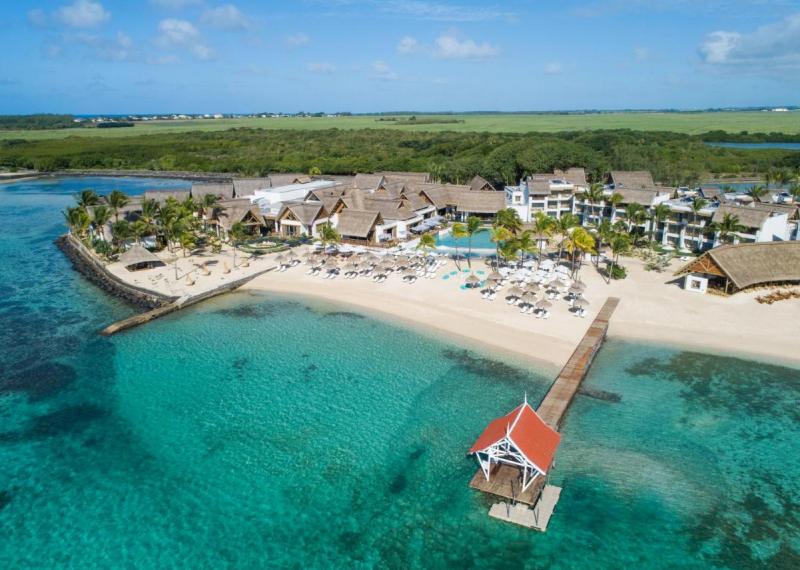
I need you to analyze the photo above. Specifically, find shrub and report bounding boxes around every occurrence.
[609,264,628,280]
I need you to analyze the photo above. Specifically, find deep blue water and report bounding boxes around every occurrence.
[1,177,799,569]
[706,142,800,151]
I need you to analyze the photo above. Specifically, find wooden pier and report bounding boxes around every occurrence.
[469,297,620,529]
[536,296,620,429]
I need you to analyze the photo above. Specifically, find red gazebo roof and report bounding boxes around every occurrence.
[469,401,561,474]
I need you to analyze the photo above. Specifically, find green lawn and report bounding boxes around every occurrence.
[2,111,800,141]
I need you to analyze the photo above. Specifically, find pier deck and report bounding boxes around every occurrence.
[469,464,544,506]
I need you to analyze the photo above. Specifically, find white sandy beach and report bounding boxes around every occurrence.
[243,250,800,370]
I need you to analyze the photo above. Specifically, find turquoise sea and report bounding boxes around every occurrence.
[1,177,799,569]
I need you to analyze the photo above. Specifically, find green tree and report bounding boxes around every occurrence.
[554,212,579,262]
[90,205,111,240]
[689,197,709,249]
[106,190,129,222]
[63,206,90,238]
[608,232,632,280]
[110,220,131,249]
[230,222,248,268]
[583,182,605,225]
[531,212,555,267]
[461,215,486,271]
[319,222,341,259]
[75,189,99,210]
[488,226,511,268]
[607,192,624,222]
[649,203,671,243]
[416,233,436,256]
[566,226,596,279]
[748,185,767,203]
[494,208,522,236]
[451,222,467,270]
[717,213,744,245]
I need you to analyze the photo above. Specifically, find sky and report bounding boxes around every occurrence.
[1,0,799,114]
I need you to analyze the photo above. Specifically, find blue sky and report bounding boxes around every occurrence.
[2,0,799,114]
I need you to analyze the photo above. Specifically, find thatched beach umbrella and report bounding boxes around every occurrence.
[521,290,537,301]
[536,299,553,310]
[574,298,589,308]
[508,286,524,298]
[570,281,587,292]
[466,274,481,287]
[525,283,541,293]
[568,285,584,296]
[403,268,417,277]
[547,278,562,289]
[487,271,503,282]
[275,254,286,264]
[325,258,340,269]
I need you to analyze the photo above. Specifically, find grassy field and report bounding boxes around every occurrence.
[2,111,800,141]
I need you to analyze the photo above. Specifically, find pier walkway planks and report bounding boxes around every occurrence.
[536,296,619,429]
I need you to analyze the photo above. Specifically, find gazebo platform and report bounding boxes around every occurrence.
[469,463,545,506]
[488,485,562,531]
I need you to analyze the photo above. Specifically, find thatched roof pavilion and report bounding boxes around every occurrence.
[118,244,165,271]
[675,242,800,292]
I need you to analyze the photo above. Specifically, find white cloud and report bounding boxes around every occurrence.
[699,13,800,70]
[307,62,336,74]
[150,0,202,9]
[55,0,110,28]
[397,36,419,54]
[201,4,253,31]
[543,62,562,75]
[633,47,650,61]
[382,1,515,22]
[286,33,310,46]
[74,30,134,61]
[27,9,48,27]
[371,60,398,81]
[434,33,499,59]
[156,19,214,60]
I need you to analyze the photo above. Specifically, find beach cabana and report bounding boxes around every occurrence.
[117,244,165,272]
[469,399,561,492]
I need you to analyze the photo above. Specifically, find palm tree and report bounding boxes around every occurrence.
[789,183,800,204]
[623,203,646,236]
[583,182,605,226]
[106,190,129,222]
[608,233,632,279]
[531,212,555,267]
[110,220,131,249]
[451,221,467,271]
[201,194,220,230]
[416,233,436,256]
[649,203,671,243]
[592,218,613,268]
[748,185,767,203]
[90,205,112,241]
[179,232,197,258]
[230,222,247,268]
[494,208,522,236]
[718,213,744,245]
[566,227,596,279]
[63,206,90,238]
[554,212,579,262]
[516,230,537,267]
[75,189,99,210]
[607,192,624,223]
[318,222,341,259]
[763,170,773,191]
[689,197,709,249]
[488,226,511,268]
[462,215,486,271]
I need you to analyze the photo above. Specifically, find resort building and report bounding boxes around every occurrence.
[212,198,266,238]
[191,181,235,201]
[142,189,190,204]
[469,175,497,192]
[504,169,588,222]
[276,200,340,238]
[676,241,800,294]
[335,210,384,244]
[469,400,561,494]
[251,179,342,230]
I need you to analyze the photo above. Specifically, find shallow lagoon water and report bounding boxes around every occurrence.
[1,177,799,569]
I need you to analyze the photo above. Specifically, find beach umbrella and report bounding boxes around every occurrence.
[525,283,541,293]
[508,286,523,298]
[275,254,286,264]
[344,263,358,272]
[547,279,562,289]
[571,281,586,292]
[325,258,339,269]
[521,290,537,300]
[568,285,584,296]
[536,299,553,309]
[574,298,589,308]
[545,287,559,296]
[285,250,298,259]
[466,274,481,286]
[574,279,587,288]
[403,268,416,277]
[487,271,503,282]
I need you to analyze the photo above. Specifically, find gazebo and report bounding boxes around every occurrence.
[469,398,561,494]
[117,244,165,272]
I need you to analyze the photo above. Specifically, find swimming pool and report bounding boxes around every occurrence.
[435,229,495,254]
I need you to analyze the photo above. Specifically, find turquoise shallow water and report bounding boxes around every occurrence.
[1,177,799,569]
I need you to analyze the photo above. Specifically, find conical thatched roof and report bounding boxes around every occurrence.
[118,244,162,268]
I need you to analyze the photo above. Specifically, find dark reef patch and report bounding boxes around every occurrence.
[578,387,622,403]
[389,473,407,494]
[323,311,365,320]
[0,361,78,401]
[0,489,13,512]
[442,349,531,387]
[214,303,276,319]
[27,404,107,439]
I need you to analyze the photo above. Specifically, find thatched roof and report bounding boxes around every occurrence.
[337,210,382,238]
[305,188,345,213]
[269,173,311,187]
[554,167,587,187]
[676,242,800,290]
[610,171,655,189]
[528,174,552,196]
[711,204,770,229]
[614,187,666,206]
[362,197,418,221]
[354,174,385,192]
[377,171,431,184]
[143,189,190,204]
[469,175,496,192]
[233,178,271,197]
[216,198,264,230]
[413,183,472,209]
[454,191,506,214]
[699,186,724,200]
[118,244,163,268]
[279,202,325,226]
[191,182,234,201]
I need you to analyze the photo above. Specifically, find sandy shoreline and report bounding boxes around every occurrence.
[243,250,800,371]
